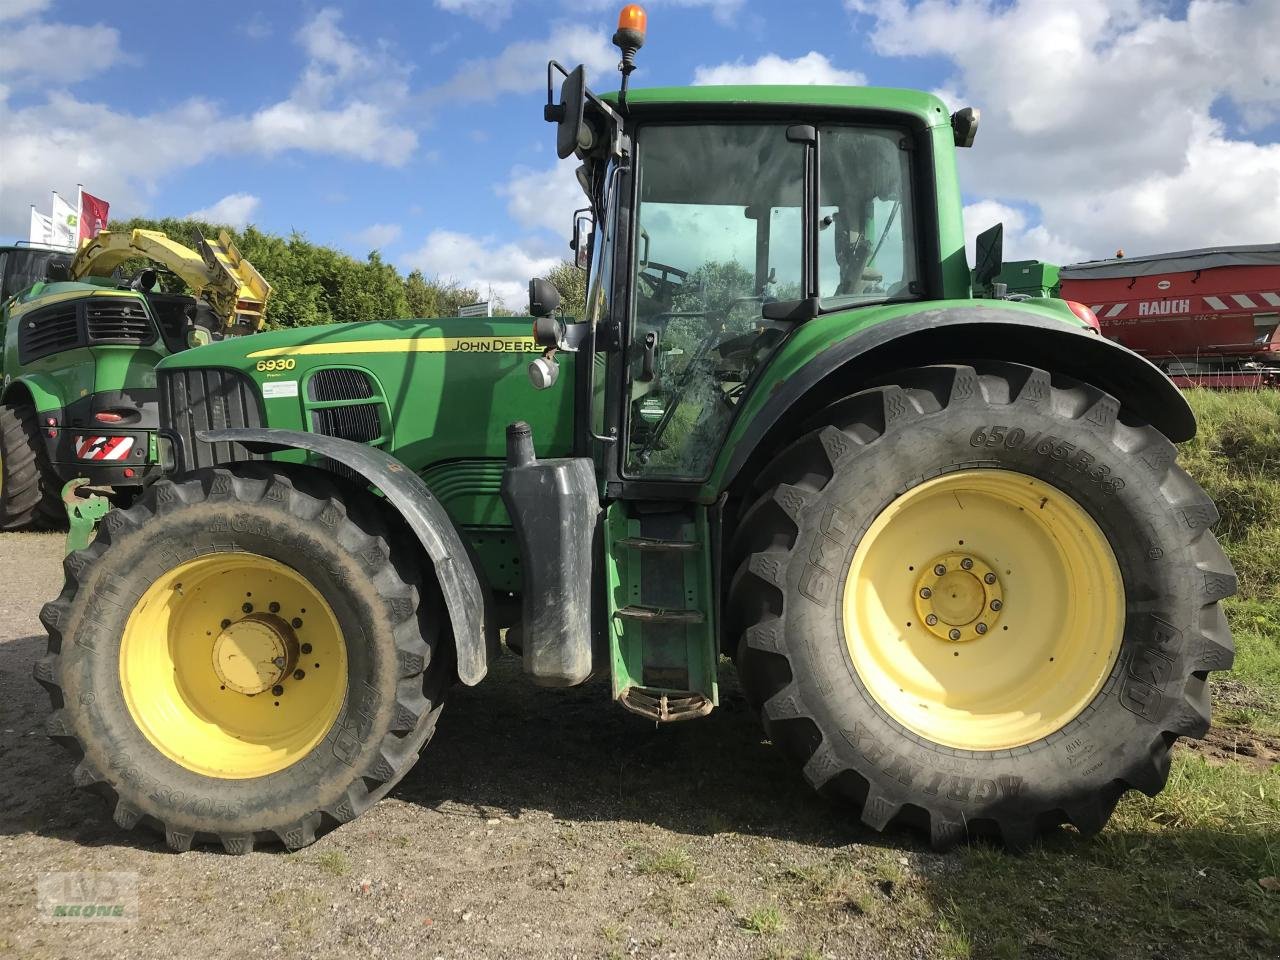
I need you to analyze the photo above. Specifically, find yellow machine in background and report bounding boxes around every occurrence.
[72,228,271,333]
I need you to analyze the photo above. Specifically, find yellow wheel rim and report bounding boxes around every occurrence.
[842,470,1124,751]
[120,554,347,779]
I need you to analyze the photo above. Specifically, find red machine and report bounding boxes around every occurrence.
[1059,245,1280,388]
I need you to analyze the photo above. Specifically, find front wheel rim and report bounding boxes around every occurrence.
[842,470,1125,751]
[119,553,347,779]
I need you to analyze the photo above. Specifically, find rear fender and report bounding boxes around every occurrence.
[719,307,1194,492]
[199,427,498,685]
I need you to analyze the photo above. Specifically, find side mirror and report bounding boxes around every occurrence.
[547,65,593,160]
[570,209,594,270]
[528,277,561,318]
[951,107,980,148]
[974,223,1004,288]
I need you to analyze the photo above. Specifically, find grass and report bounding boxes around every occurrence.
[932,753,1280,959]
[739,905,786,936]
[634,845,697,884]
[1181,390,1280,728]
[308,849,351,877]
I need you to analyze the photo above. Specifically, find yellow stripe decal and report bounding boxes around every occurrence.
[247,337,539,358]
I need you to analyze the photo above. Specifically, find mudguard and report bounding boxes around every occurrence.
[198,427,498,685]
[721,306,1195,489]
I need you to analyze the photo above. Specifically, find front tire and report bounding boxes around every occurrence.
[730,363,1235,848]
[35,468,446,853]
[0,398,62,530]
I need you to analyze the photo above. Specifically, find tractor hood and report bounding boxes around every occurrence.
[156,316,577,522]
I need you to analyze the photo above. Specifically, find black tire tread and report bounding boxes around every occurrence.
[36,467,445,854]
[730,362,1235,849]
[0,398,63,530]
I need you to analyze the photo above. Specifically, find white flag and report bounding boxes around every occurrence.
[29,207,54,245]
[51,192,79,249]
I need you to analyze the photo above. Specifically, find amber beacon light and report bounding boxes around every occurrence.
[613,5,647,106]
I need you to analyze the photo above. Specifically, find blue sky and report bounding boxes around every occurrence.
[2,1,1277,303]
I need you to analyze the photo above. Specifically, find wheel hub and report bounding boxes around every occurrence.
[211,614,299,695]
[913,552,1003,642]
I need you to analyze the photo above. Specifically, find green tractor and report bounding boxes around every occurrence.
[0,228,269,532]
[36,9,1233,853]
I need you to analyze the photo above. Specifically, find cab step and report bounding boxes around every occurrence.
[605,502,718,720]
[614,605,705,624]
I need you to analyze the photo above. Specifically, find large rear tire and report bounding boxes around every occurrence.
[730,363,1235,848]
[35,467,446,853]
[0,398,63,530]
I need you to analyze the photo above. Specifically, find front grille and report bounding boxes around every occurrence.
[311,403,382,443]
[19,304,82,362]
[309,368,375,401]
[86,300,155,345]
[160,368,265,471]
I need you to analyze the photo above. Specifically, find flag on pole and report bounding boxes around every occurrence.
[29,206,54,245]
[50,192,79,248]
[78,190,110,242]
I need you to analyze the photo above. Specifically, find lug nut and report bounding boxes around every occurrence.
[948,628,962,641]
[220,618,231,629]
[975,622,988,635]
[242,602,253,613]
[990,599,1003,611]
[984,572,997,584]
[271,684,284,697]
[919,587,932,599]
[934,564,947,576]
[300,643,313,655]
[293,669,305,681]
[925,614,938,626]
[269,601,281,613]
[960,557,973,570]
[291,617,303,629]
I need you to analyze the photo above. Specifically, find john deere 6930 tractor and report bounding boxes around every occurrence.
[37,7,1233,853]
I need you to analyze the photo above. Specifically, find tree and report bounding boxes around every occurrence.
[543,260,587,321]
[105,216,480,328]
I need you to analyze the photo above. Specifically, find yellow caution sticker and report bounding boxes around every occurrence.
[247,337,538,359]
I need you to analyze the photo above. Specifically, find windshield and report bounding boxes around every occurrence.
[1,249,73,302]
[623,121,919,481]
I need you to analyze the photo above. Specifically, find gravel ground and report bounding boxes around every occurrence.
[0,532,950,960]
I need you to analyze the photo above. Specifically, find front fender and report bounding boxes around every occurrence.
[199,427,499,685]
[714,305,1194,495]
[3,371,67,413]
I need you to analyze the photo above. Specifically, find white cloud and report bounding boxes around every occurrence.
[499,161,584,236]
[0,0,49,21]
[438,24,617,101]
[962,199,1086,266]
[0,8,418,236]
[242,11,271,40]
[0,20,123,85]
[850,0,1280,259]
[351,222,404,250]
[400,230,560,309]
[186,193,261,228]
[435,0,514,25]
[694,52,866,86]
[244,100,416,165]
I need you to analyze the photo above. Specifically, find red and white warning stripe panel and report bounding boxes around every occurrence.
[75,435,135,461]
[1089,292,1280,317]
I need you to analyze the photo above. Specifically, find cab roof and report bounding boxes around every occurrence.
[607,85,952,127]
